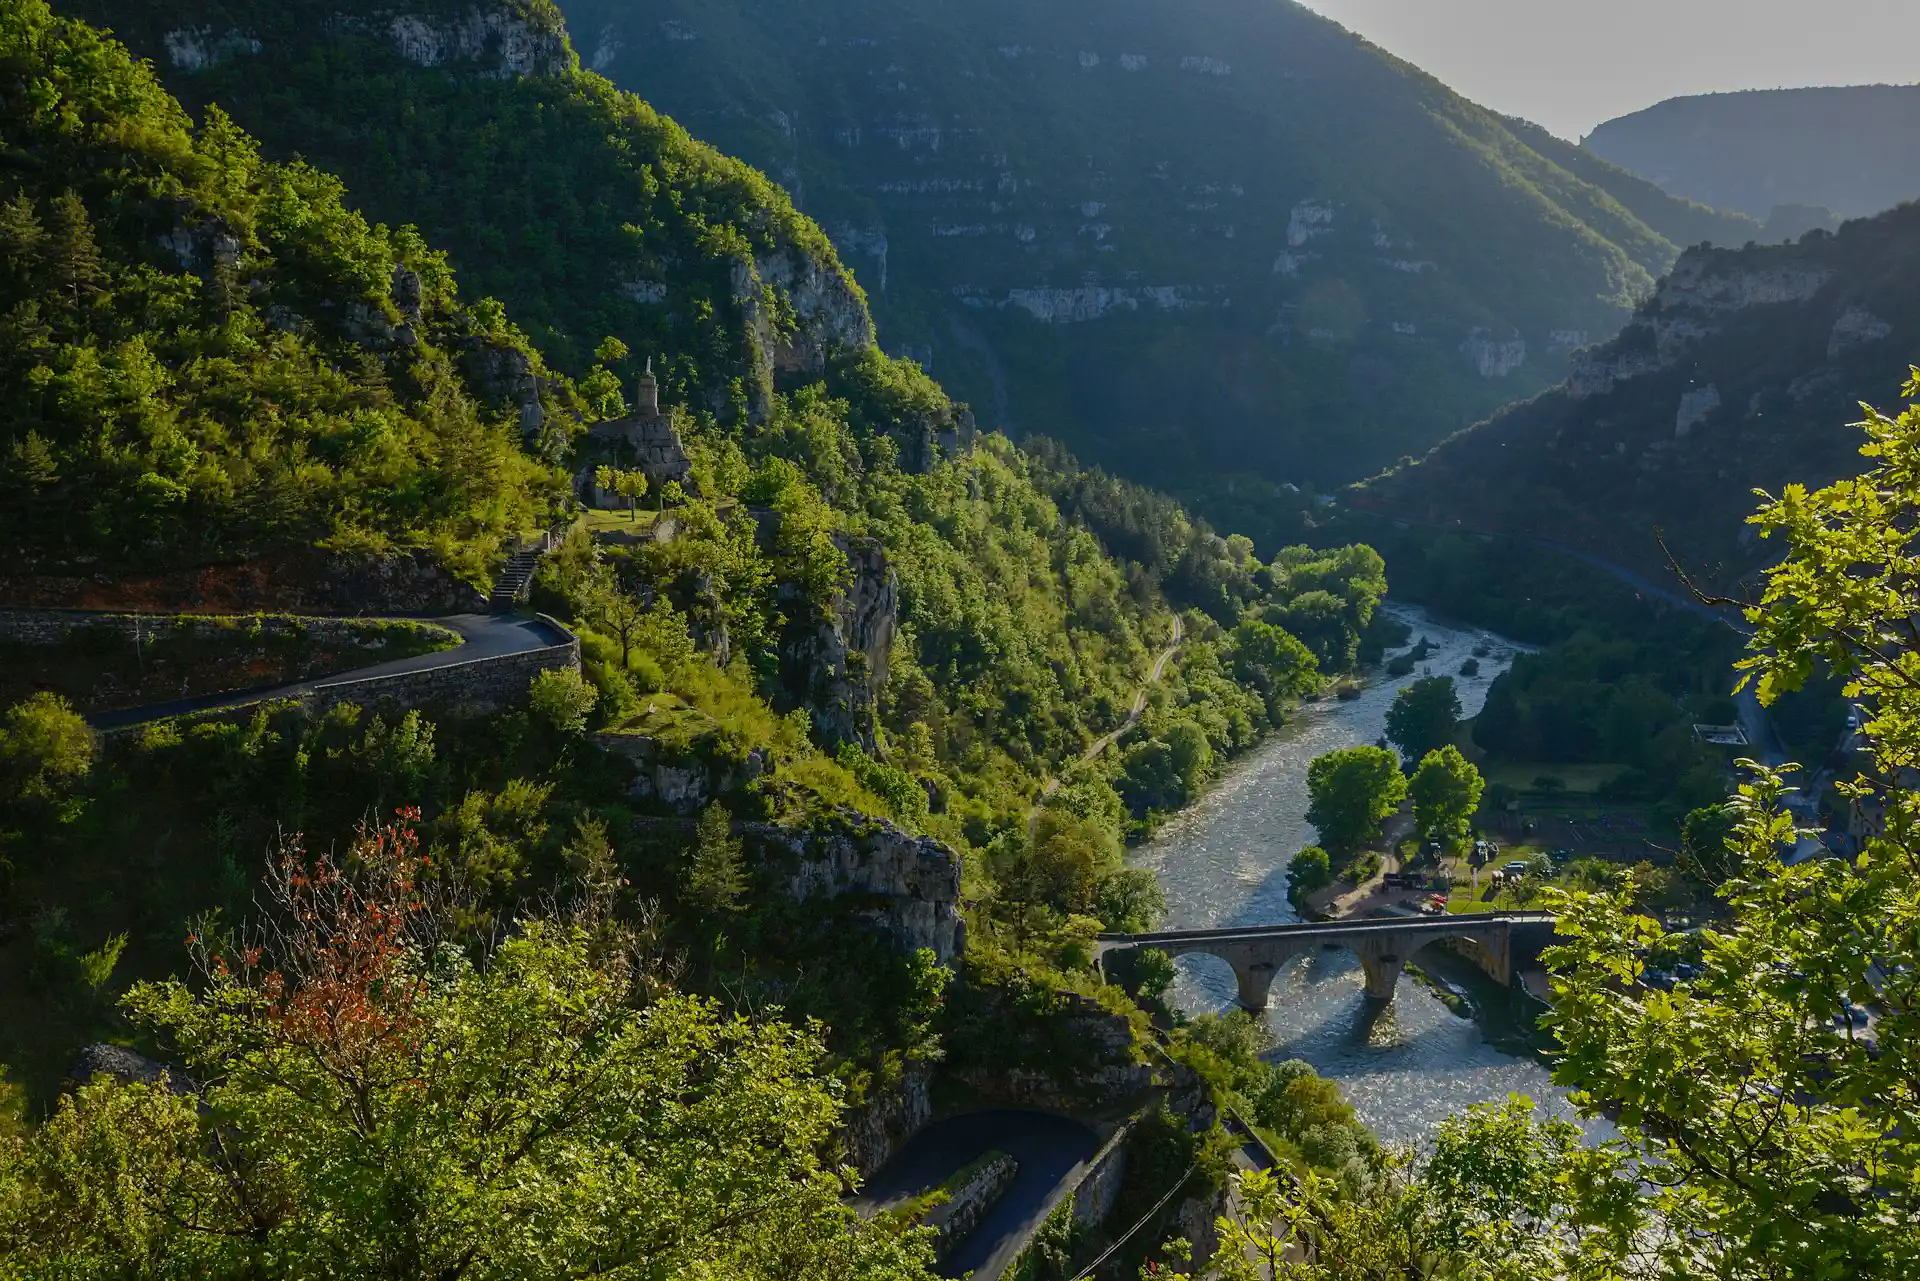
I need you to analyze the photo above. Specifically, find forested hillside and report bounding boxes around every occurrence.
[1586,86,1920,223]
[0,0,1390,1166]
[1358,202,1920,585]
[73,0,1752,524]
[0,5,572,578]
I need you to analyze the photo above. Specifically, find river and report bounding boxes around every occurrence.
[1131,603,1607,1147]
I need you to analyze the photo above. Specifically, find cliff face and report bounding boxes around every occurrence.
[1585,86,1920,222]
[753,811,965,966]
[1364,202,1920,583]
[73,0,883,418]
[554,0,1754,495]
[774,535,899,752]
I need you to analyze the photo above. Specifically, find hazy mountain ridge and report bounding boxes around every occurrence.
[556,0,1754,497]
[1585,85,1920,224]
[1358,203,1920,582]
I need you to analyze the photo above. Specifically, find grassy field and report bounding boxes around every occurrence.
[583,507,660,535]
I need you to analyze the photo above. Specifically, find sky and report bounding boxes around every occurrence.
[1297,0,1920,141]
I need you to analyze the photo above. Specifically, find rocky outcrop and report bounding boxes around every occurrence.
[163,27,261,72]
[1659,255,1834,313]
[594,732,769,815]
[460,338,546,434]
[65,1044,187,1093]
[752,810,964,965]
[1829,306,1893,360]
[353,6,572,80]
[843,1067,934,1175]
[772,535,898,752]
[1674,383,1721,438]
[757,244,875,371]
[1461,329,1527,378]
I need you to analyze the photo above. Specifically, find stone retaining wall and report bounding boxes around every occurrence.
[301,625,578,721]
[1069,1120,1133,1230]
[0,609,449,650]
[101,617,578,736]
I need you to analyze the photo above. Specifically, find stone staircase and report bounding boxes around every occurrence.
[488,546,546,612]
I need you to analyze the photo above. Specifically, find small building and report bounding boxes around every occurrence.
[577,359,699,504]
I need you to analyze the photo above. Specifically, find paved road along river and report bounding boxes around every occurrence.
[1130,603,1611,1147]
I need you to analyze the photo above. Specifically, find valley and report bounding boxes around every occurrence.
[554,0,1752,513]
[1,0,1914,1276]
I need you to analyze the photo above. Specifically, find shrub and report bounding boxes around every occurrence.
[529,668,598,735]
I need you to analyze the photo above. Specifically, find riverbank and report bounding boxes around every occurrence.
[1129,604,1607,1146]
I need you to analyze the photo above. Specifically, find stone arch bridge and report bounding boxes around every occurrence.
[1097,913,1558,1010]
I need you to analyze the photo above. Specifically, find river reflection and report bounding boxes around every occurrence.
[1132,604,1611,1147]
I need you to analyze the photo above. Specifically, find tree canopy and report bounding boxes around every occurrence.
[1408,745,1484,852]
[1385,676,1462,767]
[0,815,938,1280]
[1305,746,1406,854]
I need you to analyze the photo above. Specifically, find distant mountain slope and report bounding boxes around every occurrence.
[63,0,922,440]
[1358,205,1920,584]
[547,0,1752,494]
[1585,86,1920,223]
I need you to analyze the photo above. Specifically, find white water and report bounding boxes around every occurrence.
[1132,603,1610,1147]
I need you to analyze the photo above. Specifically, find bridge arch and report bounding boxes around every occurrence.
[1098,914,1550,1011]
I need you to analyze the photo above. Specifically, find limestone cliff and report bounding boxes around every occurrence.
[771,533,899,752]
[1362,201,1920,583]
[556,0,1756,500]
[753,810,964,966]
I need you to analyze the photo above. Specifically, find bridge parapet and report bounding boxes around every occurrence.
[1098,914,1555,1011]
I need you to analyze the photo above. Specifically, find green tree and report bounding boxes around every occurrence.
[0,817,937,1279]
[528,667,598,734]
[573,561,648,669]
[1385,676,1462,766]
[0,692,94,801]
[1287,845,1333,908]
[686,802,747,914]
[1408,745,1485,852]
[1536,372,1920,1278]
[1230,617,1319,699]
[1305,746,1405,853]
[615,469,650,519]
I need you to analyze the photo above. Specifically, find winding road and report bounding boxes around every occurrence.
[86,613,570,730]
[853,1110,1102,1279]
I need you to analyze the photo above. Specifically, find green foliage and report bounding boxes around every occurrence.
[1508,373,1920,1277]
[1305,746,1406,854]
[1287,845,1333,908]
[0,4,565,572]
[0,820,938,1279]
[1385,676,1462,767]
[1171,1014,1380,1187]
[0,693,93,802]
[69,0,851,411]
[1408,746,1485,852]
[685,801,747,915]
[556,0,1757,520]
[528,666,598,734]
